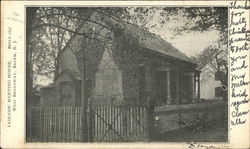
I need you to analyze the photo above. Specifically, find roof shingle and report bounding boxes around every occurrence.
[104,17,196,64]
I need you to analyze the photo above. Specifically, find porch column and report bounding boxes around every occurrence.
[197,72,201,100]
[166,71,172,104]
[190,73,195,102]
[193,73,196,103]
[176,70,179,104]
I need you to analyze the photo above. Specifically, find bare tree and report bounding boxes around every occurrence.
[195,42,228,100]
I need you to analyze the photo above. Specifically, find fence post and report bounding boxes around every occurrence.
[80,40,88,142]
[26,107,32,141]
[147,96,155,141]
[87,98,93,142]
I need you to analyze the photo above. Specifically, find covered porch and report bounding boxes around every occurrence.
[142,64,201,105]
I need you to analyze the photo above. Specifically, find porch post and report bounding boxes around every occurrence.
[190,73,195,103]
[193,73,196,103]
[166,71,172,104]
[176,70,179,104]
[197,71,201,100]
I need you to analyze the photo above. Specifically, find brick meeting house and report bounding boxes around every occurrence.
[40,12,201,106]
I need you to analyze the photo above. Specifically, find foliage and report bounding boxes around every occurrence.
[196,43,228,71]
[29,8,83,84]
[163,8,228,38]
[112,29,143,66]
[122,7,227,38]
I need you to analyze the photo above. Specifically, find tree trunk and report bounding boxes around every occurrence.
[26,8,37,106]
[26,7,37,140]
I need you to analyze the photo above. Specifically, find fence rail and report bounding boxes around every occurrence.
[26,103,150,142]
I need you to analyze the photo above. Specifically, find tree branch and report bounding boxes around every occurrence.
[35,12,110,30]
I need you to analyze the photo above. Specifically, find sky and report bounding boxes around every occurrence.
[163,30,220,57]
[139,8,221,57]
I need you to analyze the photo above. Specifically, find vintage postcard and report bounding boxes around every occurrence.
[1,0,249,148]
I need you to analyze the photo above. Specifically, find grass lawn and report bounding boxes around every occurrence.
[155,119,228,142]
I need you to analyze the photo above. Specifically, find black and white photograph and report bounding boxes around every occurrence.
[25,7,229,143]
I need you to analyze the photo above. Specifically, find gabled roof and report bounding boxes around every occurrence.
[60,12,196,67]
[104,16,196,64]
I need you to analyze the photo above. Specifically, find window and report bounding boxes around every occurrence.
[214,71,220,80]
[59,81,72,105]
[215,71,226,81]
[215,87,223,97]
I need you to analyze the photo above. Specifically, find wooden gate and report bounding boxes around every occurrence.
[89,103,151,142]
